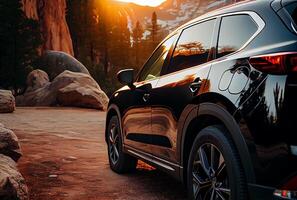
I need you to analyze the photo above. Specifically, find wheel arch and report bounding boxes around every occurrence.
[105,104,123,144]
[191,92,238,115]
[180,102,255,185]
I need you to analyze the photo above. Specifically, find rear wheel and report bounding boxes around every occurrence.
[187,125,247,200]
[107,116,137,173]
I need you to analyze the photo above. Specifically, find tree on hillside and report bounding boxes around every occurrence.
[151,12,158,44]
[66,0,81,58]
[147,11,162,50]
[66,1,172,96]
[96,0,110,74]
[132,21,144,68]
[67,0,97,63]
[0,0,42,94]
[67,0,110,74]
[109,15,132,70]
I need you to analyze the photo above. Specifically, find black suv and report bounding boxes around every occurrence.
[105,0,297,199]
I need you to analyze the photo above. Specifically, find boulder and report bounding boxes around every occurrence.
[0,90,15,113]
[26,69,50,92]
[55,71,109,110]
[15,85,56,107]
[36,51,90,80]
[16,70,109,110]
[0,155,28,200]
[0,127,22,162]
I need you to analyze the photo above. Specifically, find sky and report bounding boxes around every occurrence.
[116,0,167,7]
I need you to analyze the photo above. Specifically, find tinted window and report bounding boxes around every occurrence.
[138,35,177,82]
[168,20,215,74]
[285,2,297,25]
[217,15,258,58]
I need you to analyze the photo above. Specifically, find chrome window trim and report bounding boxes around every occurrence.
[139,11,265,79]
[182,11,265,58]
[291,21,297,34]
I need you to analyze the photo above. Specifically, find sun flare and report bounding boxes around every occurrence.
[116,0,166,7]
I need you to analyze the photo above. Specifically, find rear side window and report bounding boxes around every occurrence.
[285,2,297,25]
[217,15,258,58]
[167,19,215,74]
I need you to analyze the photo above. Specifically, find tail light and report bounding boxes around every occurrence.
[274,189,297,199]
[249,52,297,74]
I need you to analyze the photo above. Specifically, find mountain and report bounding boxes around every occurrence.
[111,0,235,33]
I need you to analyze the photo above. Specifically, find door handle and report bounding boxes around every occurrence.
[143,93,150,102]
[189,78,202,93]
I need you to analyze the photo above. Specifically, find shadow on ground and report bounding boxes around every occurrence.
[0,107,187,200]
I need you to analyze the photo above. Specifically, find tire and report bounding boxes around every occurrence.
[107,116,137,173]
[187,125,247,200]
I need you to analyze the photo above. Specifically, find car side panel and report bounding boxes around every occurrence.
[235,69,297,191]
[112,79,158,154]
[150,64,211,163]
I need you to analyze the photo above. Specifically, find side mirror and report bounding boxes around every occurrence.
[117,69,135,88]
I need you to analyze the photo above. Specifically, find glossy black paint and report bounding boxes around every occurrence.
[106,0,297,198]
[117,69,135,88]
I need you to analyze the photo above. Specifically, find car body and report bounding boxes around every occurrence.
[105,0,297,199]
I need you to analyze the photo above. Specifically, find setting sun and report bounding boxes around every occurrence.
[116,0,166,7]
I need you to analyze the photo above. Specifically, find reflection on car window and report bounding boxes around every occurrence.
[168,19,215,74]
[138,34,177,82]
[285,2,297,25]
[217,15,258,58]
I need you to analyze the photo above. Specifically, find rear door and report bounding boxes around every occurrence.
[149,19,217,164]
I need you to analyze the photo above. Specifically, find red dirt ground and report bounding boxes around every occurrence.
[0,107,187,200]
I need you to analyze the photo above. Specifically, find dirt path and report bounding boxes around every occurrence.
[0,107,187,200]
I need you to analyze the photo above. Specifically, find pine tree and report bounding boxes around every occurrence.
[67,0,110,74]
[96,0,110,74]
[151,12,158,44]
[148,11,162,49]
[67,0,92,63]
[109,15,131,70]
[132,21,143,69]
[85,0,102,66]
[0,0,42,93]
[66,0,82,58]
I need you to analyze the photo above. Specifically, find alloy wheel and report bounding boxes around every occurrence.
[192,143,231,200]
[108,125,120,165]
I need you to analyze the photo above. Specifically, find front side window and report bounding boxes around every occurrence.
[138,35,177,82]
[167,19,215,74]
[217,14,258,58]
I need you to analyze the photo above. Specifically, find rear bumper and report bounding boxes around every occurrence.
[249,183,297,200]
[249,184,275,199]
[247,82,297,199]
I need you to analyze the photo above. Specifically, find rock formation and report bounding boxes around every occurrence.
[0,154,28,200]
[0,90,15,113]
[37,51,90,80]
[22,0,38,19]
[26,69,50,92]
[22,0,74,55]
[0,127,22,162]
[55,71,109,110]
[16,70,109,111]
[0,124,27,200]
